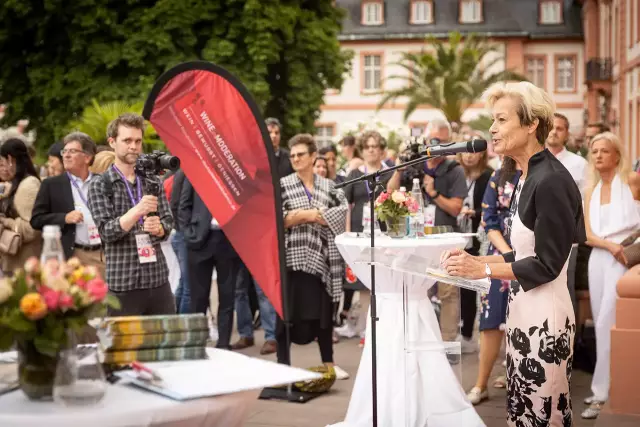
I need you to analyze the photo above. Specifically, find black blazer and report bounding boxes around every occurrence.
[177,178,213,252]
[30,173,76,259]
[275,148,294,179]
[510,149,586,291]
[468,167,494,255]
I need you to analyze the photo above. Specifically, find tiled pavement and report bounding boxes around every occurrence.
[238,334,598,427]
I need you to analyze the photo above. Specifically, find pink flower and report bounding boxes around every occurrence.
[40,287,61,311]
[376,192,389,204]
[86,279,108,302]
[59,293,75,310]
[75,279,87,290]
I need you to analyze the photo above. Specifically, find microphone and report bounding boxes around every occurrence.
[422,139,487,157]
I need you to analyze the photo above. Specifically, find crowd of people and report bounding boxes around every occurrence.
[0,81,637,424]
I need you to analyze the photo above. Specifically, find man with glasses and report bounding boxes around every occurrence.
[31,132,105,276]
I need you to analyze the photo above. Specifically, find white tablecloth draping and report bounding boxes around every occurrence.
[0,348,318,427]
[330,234,485,427]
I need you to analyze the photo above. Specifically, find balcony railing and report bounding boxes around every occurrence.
[586,58,613,82]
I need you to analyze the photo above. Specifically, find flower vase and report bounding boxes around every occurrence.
[17,339,58,400]
[385,216,408,238]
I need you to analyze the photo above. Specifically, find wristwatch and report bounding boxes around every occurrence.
[485,263,492,279]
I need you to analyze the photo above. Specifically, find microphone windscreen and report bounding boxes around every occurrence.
[469,139,487,153]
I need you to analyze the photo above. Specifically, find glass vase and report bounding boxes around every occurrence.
[53,339,107,406]
[16,339,58,401]
[385,216,408,238]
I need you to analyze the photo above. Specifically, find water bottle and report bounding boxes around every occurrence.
[40,225,66,266]
[409,178,425,237]
[362,202,371,236]
[399,187,410,235]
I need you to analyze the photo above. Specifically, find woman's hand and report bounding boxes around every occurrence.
[608,241,626,265]
[440,248,463,266]
[0,217,15,228]
[443,251,487,280]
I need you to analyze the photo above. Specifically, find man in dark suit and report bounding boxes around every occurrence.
[178,177,242,349]
[31,132,104,276]
[266,117,293,178]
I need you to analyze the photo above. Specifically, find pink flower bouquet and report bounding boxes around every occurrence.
[374,190,419,222]
[0,257,120,356]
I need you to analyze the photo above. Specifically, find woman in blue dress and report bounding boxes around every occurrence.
[467,161,521,405]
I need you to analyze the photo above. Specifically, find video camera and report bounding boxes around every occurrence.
[134,151,181,196]
[398,128,443,189]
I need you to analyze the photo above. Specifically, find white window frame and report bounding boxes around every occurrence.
[411,1,433,24]
[363,2,383,26]
[460,0,482,24]
[556,56,576,92]
[315,126,335,148]
[526,57,546,88]
[539,1,563,25]
[363,54,382,91]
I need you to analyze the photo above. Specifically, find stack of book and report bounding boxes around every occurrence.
[95,313,210,365]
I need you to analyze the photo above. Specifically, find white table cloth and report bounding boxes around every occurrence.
[330,233,485,427]
[0,348,318,427]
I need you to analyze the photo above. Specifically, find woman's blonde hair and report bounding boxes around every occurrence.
[587,132,630,191]
[90,151,116,174]
[484,81,556,145]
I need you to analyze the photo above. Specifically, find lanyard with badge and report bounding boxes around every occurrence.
[112,166,157,264]
[67,172,102,246]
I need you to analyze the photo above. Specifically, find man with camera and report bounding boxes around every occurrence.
[88,113,175,316]
[387,118,468,349]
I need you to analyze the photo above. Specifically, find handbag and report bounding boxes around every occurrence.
[0,222,21,256]
[621,230,640,268]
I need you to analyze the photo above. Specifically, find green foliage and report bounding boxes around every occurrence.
[0,0,352,151]
[377,32,527,124]
[68,99,165,152]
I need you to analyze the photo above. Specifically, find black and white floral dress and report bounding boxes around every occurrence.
[504,150,585,427]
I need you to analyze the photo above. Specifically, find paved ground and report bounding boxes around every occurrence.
[237,333,598,427]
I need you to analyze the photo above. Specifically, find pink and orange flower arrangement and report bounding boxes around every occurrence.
[0,257,119,356]
[374,190,420,222]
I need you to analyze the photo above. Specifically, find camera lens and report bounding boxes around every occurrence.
[159,155,180,171]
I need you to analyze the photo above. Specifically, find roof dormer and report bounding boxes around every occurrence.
[362,1,384,26]
[459,0,483,24]
[539,0,563,25]
[410,0,434,25]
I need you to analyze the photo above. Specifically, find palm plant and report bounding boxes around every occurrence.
[67,99,165,152]
[377,32,527,124]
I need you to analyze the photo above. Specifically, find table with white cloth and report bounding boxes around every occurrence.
[330,233,485,427]
[0,348,318,427]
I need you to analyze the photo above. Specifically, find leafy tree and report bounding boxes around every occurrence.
[68,99,164,152]
[377,32,526,124]
[0,0,351,152]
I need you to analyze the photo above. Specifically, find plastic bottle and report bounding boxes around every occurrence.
[409,178,425,237]
[40,225,66,266]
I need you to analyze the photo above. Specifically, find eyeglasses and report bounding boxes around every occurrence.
[289,152,310,159]
[61,148,87,155]
[364,144,381,150]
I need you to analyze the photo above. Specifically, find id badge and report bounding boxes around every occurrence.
[88,224,102,246]
[136,233,157,264]
[425,204,436,227]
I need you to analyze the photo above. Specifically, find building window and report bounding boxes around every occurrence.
[459,0,482,24]
[315,125,335,148]
[409,123,428,137]
[539,1,563,24]
[556,56,576,92]
[525,56,546,88]
[411,1,433,24]
[363,54,382,91]
[362,1,383,26]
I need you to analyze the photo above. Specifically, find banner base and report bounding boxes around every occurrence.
[258,387,325,403]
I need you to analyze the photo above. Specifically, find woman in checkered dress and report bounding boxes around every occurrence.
[278,134,348,377]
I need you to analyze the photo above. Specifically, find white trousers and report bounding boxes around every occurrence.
[588,247,628,401]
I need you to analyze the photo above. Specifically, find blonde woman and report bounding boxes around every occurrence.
[581,132,640,419]
[441,82,585,426]
[89,150,116,174]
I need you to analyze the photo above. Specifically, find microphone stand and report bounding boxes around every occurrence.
[335,153,443,427]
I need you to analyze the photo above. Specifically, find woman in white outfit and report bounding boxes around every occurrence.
[582,132,640,419]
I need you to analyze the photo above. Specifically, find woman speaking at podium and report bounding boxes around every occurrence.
[441,81,585,427]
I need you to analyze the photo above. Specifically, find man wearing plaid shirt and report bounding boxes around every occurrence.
[88,113,175,315]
